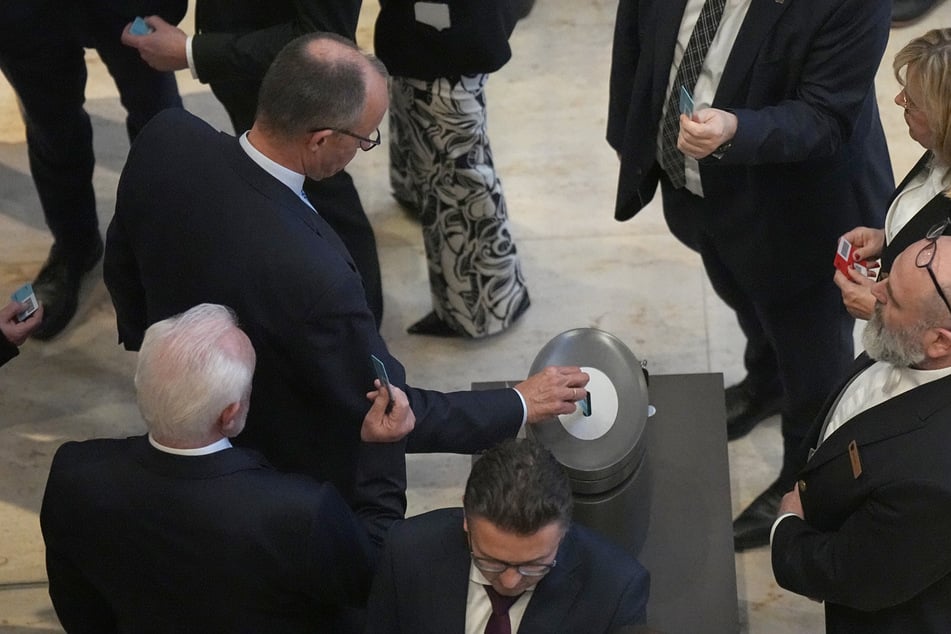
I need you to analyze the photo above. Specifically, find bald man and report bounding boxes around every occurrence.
[772,230,951,632]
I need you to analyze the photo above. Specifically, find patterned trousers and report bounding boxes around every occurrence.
[389,74,530,338]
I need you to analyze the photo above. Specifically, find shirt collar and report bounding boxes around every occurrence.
[239,131,307,199]
[148,434,233,456]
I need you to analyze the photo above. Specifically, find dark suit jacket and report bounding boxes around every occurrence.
[772,355,951,633]
[40,435,403,633]
[879,152,951,273]
[366,508,650,633]
[607,0,893,300]
[104,110,522,499]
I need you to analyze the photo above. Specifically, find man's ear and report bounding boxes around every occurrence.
[307,128,334,151]
[925,326,951,361]
[218,402,243,437]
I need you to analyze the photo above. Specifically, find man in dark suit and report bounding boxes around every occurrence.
[771,234,951,632]
[366,438,650,633]
[120,0,384,325]
[41,302,414,633]
[607,0,894,550]
[0,0,185,340]
[104,33,588,503]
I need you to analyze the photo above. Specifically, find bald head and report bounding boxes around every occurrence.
[864,233,951,368]
[255,32,389,141]
[135,304,256,447]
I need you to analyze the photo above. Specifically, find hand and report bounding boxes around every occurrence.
[678,108,738,159]
[121,16,189,72]
[514,366,590,424]
[362,380,415,443]
[0,300,44,346]
[840,226,885,262]
[778,485,804,519]
[833,267,877,320]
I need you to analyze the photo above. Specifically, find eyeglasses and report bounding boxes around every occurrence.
[917,218,951,316]
[898,87,921,114]
[466,532,557,578]
[313,127,381,151]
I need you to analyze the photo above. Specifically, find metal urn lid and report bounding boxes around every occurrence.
[527,328,649,495]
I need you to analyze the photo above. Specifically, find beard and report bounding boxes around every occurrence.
[862,303,928,367]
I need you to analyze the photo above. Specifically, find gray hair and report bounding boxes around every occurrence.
[256,32,389,139]
[135,303,255,445]
[463,439,572,535]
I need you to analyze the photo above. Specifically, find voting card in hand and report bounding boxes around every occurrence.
[834,237,870,277]
[679,85,694,117]
[370,354,393,412]
[130,17,153,35]
[11,283,38,322]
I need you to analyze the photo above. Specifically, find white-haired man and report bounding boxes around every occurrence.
[41,303,413,633]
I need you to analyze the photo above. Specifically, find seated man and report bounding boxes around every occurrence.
[771,232,951,631]
[40,303,413,633]
[366,438,650,632]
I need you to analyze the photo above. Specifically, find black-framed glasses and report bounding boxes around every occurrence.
[314,127,381,151]
[466,532,557,578]
[917,218,951,316]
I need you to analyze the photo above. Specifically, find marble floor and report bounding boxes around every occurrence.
[1,1,949,632]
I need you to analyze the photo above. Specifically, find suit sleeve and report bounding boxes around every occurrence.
[363,521,406,634]
[771,479,951,611]
[350,440,408,556]
[103,129,153,351]
[191,0,361,84]
[290,269,523,459]
[302,484,377,607]
[722,0,890,166]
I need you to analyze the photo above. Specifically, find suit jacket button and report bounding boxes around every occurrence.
[797,479,807,493]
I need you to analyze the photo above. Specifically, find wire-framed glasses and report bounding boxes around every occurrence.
[313,127,381,151]
[917,218,951,316]
[466,532,557,578]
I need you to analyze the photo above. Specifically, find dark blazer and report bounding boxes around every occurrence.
[104,110,523,500]
[41,435,403,633]
[772,355,951,633]
[879,152,951,272]
[366,508,650,633]
[607,0,893,300]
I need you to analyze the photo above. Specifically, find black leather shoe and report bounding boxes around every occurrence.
[407,311,464,337]
[31,237,104,341]
[892,0,939,24]
[733,482,785,551]
[725,379,782,441]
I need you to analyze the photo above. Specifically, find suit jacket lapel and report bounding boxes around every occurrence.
[223,135,358,270]
[714,0,792,106]
[425,529,471,633]
[804,371,951,472]
[519,529,583,631]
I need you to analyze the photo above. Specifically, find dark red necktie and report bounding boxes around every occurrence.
[483,585,522,634]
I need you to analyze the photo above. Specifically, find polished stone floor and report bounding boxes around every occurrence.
[1,2,948,632]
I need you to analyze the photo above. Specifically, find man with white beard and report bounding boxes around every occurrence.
[771,227,951,633]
